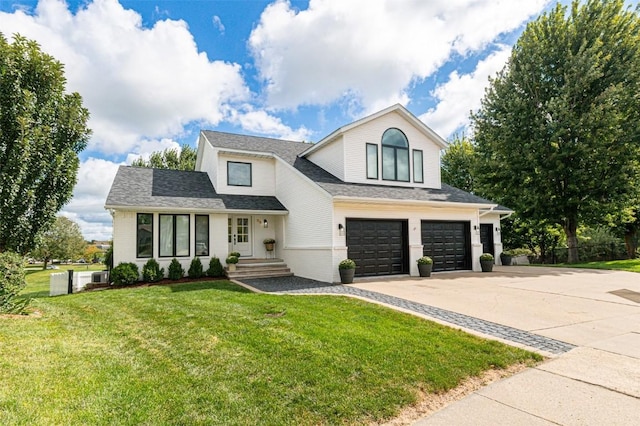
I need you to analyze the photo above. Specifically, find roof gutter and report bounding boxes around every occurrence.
[332,196,499,210]
[104,205,289,215]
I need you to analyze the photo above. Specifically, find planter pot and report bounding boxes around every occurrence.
[264,243,275,252]
[480,259,494,272]
[339,268,355,284]
[500,254,512,266]
[417,263,432,277]
[227,264,236,272]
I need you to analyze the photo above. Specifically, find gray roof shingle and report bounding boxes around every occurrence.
[202,131,508,208]
[106,166,286,211]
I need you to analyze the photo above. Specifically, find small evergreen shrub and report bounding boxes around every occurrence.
[206,257,224,277]
[0,251,30,314]
[142,258,164,282]
[110,262,139,286]
[168,258,185,280]
[229,251,241,258]
[338,259,356,269]
[188,257,204,278]
[226,255,239,265]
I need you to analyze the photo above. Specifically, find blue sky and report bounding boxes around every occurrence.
[2,0,629,241]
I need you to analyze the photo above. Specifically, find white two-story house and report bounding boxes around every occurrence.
[105,104,510,282]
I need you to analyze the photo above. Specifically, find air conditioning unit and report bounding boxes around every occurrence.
[92,271,109,283]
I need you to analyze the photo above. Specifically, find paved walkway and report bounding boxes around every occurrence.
[242,266,640,425]
[242,275,575,355]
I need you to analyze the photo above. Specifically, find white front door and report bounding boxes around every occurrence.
[229,216,252,256]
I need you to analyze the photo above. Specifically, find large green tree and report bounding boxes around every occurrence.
[472,0,640,263]
[131,144,197,170]
[32,216,87,270]
[0,34,91,254]
[441,134,477,193]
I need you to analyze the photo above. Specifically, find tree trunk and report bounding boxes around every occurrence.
[624,229,637,259]
[564,218,579,263]
[42,259,49,270]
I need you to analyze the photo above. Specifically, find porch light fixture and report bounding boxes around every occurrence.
[263,219,268,228]
[338,224,345,236]
[496,227,501,233]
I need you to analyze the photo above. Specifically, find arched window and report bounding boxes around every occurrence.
[381,128,409,181]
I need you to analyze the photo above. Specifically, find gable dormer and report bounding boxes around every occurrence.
[300,104,447,189]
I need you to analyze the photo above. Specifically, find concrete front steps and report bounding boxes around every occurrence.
[226,258,293,280]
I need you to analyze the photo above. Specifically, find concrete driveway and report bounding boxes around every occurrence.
[350,266,640,425]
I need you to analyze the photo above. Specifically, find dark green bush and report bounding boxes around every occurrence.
[206,257,224,277]
[168,258,185,280]
[104,244,113,271]
[0,251,30,314]
[188,257,204,278]
[142,258,164,282]
[110,262,139,286]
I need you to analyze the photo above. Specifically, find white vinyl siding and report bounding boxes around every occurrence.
[340,110,442,188]
[217,154,275,195]
[305,136,345,180]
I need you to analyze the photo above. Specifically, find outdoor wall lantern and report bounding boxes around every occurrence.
[338,224,345,236]
[496,227,501,233]
[263,219,268,228]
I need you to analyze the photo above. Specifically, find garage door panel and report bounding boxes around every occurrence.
[347,219,408,277]
[421,221,471,272]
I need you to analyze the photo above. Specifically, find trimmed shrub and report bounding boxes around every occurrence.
[168,258,185,280]
[188,257,204,278]
[338,259,356,269]
[229,251,241,258]
[111,262,139,286]
[142,258,164,282]
[0,251,30,314]
[206,257,224,277]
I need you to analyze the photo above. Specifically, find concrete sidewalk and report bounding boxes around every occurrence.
[349,266,640,425]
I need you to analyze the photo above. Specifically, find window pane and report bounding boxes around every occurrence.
[228,162,252,186]
[413,150,423,183]
[382,128,408,148]
[382,146,395,180]
[159,215,174,257]
[195,215,209,256]
[175,215,189,256]
[137,214,153,258]
[228,217,232,243]
[397,148,409,181]
[366,144,378,179]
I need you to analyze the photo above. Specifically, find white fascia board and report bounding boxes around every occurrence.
[195,131,208,171]
[104,205,288,215]
[332,196,498,210]
[217,149,275,159]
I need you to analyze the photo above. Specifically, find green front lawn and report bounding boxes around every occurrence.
[0,270,540,425]
[551,258,640,273]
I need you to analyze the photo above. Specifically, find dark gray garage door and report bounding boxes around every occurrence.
[421,221,471,272]
[346,219,408,277]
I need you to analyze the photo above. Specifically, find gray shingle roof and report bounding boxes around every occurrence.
[106,166,286,211]
[202,131,508,208]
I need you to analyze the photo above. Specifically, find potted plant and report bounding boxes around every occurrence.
[500,249,514,266]
[480,253,494,272]
[229,251,241,258]
[263,238,276,252]
[416,256,433,277]
[338,258,356,284]
[225,255,239,272]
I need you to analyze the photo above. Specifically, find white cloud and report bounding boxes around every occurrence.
[419,45,513,138]
[229,108,312,141]
[61,158,122,241]
[249,0,548,113]
[212,15,225,34]
[0,0,249,154]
